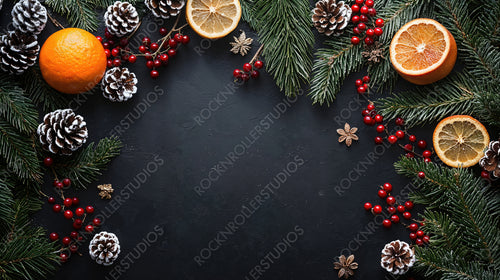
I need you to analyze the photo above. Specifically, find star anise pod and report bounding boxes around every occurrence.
[230,30,253,56]
[333,254,358,279]
[362,41,385,64]
[97,184,114,199]
[337,123,358,147]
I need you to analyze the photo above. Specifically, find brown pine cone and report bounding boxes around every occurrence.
[380,240,415,275]
[104,1,140,37]
[11,0,47,35]
[89,232,121,266]
[0,30,39,75]
[145,0,186,19]
[101,67,138,102]
[312,0,352,36]
[479,138,500,178]
[36,109,88,155]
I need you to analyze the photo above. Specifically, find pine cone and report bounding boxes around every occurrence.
[101,67,138,102]
[36,109,88,155]
[145,0,186,19]
[0,30,39,75]
[104,1,140,37]
[380,240,415,275]
[479,138,500,178]
[11,0,47,35]
[89,232,121,266]
[312,0,352,36]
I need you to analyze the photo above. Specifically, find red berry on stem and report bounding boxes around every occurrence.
[62,178,71,187]
[405,201,414,210]
[362,109,370,116]
[376,18,385,27]
[144,51,153,60]
[409,135,416,142]
[128,55,137,63]
[386,196,396,205]
[55,181,63,189]
[93,218,101,226]
[146,60,154,69]
[352,15,360,23]
[403,211,412,219]
[416,238,424,246]
[406,152,415,158]
[254,60,264,69]
[113,58,121,67]
[111,48,119,57]
[73,219,82,229]
[397,205,405,213]
[43,157,53,167]
[75,208,84,216]
[366,29,374,37]
[233,69,241,78]
[424,158,432,163]
[62,236,71,245]
[138,45,146,53]
[64,210,73,219]
[374,136,383,144]
[372,205,382,214]
[368,8,376,16]
[160,54,169,63]
[351,36,360,45]
[168,39,177,48]
[416,230,424,237]
[355,0,364,4]
[481,170,490,179]
[159,28,168,36]
[366,0,374,7]
[364,36,374,45]
[417,140,427,149]
[167,49,177,57]
[86,205,94,214]
[360,15,368,22]
[251,70,260,79]
[63,198,72,207]
[409,232,417,240]
[383,183,392,192]
[388,135,398,144]
[355,79,363,87]
[363,116,374,126]
[48,197,55,204]
[357,23,366,30]
[53,204,61,213]
[357,86,366,94]
[376,125,385,133]
[409,223,418,231]
[404,144,413,151]
[422,150,432,158]
[70,231,78,239]
[85,225,94,232]
[364,202,372,210]
[106,59,113,68]
[243,63,252,72]
[150,43,159,51]
[391,215,400,223]
[241,73,250,81]
[173,33,182,42]
[362,75,370,83]
[387,206,396,214]
[395,117,404,126]
[49,232,59,241]
[154,59,162,68]
[352,4,360,13]
[181,35,190,44]
[96,36,103,42]
[360,5,369,14]
[374,27,383,36]
[367,104,375,110]
[382,219,392,228]
[102,42,110,49]
[69,244,78,253]
[150,70,159,79]
[60,253,69,262]
[374,114,383,123]
[378,189,387,198]
[395,130,405,139]
[418,171,426,178]
[423,235,430,243]
[142,37,151,46]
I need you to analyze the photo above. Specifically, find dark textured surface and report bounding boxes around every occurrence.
[1,5,435,280]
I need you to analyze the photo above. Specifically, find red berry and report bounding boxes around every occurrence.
[51,179,58,187]
[55,181,64,189]
[168,39,177,48]
[96,36,103,42]
[383,183,392,192]
[364,36,374,45]
[93,218,101,226]
[352,15,360,23]
[355,0,364,5]
[85,225,94,232]
[64,210,73,219]
[160,28,168,36]
[376,18,385,27]
[362,75,370,83]
[357,23,366,30]
[378,189,387,198]
[409,223,418,231]
[417,140,427,149]
[424,158,432,163]
[418,171,425,178]
[351,36,360,45]
[372,205,382,214]
[374,114,383,123]
[167,49,177,57]
[368,8,377,16]
[150,70,159,79]
[62,236,71,245]
[376,125,385,133]
[360,6,369,14]
[47,197,55,204]
[357,86,366,94]
[403,211,412,219]
[63,198,72,207]
[366,0,374,7]
[146,60,154,69]
[374,27,383,36]
[409,232,417,240]
[75,208,84,216]
[254,60,264,69]
[397,205,405,213]
[363,116,374,126]
[73,219,82,229]
[416,238,424,246]
[251,70,260,79]
[69,244,78,253]
[386,196,396,205]
[243,63,252,72]
[404,201,414,210]
[160,54,169,63]
[144,51,153,60]
[233,69,241,78]
[409,135,416,142]
[173,33,182,42]
[181,35,190,45]
[138,45,146,53]
[366,29,375,37]
[49,232,59,241]
[423,235,430,243]
[102,42,110,49]
[62,178,71,187]
[154,59,162,68]
[106,59,113,68]
[360,15,368,22]
[416,230,424,237]
[111,48,119,57]
[43,157,53,167]
[142,37,151,46]
[406,152,415,158]
[382,219,392,228]
[388,135,398,144]
[128,54,137,63]
[374,136,383,144]
[387,206,396,214]
[70,231,78,239]
[481,170,490,179]
[367,104,375,110]
[241,73,250,81]
[394,117,404,126]
[150,43,159,51]
[391,215,400,223]
[362,109,370,116]
[113,58,121,67]
[53,204,61,213]
[85,205,94,214]
[60,253,69,262]
[352,4,360,13]
[364,202,372,210]
[363,83,369,90]
[395,130,405,139]
[355,79,363,87]
[422,150,432,158]
[404,144,413,152]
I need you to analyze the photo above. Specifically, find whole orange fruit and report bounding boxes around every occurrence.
[39,28,107,94]
[390,18,457,85]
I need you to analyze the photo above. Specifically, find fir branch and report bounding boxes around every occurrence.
[52,136,122,189]
[45,0,100,31]
[0,120,42,184]
[0,179,14,228]
[241,0,258,30]
[250,0,314,97]
[474,82,500,127]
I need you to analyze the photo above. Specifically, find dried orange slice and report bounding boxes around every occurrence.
[390,18,457,85]
[433,115,490,168]
[186,0,241,39]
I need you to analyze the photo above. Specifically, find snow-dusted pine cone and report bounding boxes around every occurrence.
[11,0,47,35]
[380,240,415,275]
[89,232,121,266]
[104,1,140,37]
[0,30,39,74]
[145,0,185,19]
[37,109,88,155]
[312,0,352,36]
[101,67,138,102]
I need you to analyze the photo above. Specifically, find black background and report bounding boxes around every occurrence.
[2,1,486,280]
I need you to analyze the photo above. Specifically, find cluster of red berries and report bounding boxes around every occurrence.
[233,60,264,82]
[43,157,101,263]
[363,183,430,246]
[96,28,132,69]
[355,75,371,94]
[350,0,385,46]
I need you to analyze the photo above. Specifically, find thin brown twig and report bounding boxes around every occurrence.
[249,44,264,65]
[47,13,64,29]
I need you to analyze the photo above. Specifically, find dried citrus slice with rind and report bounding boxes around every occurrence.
[186,0,241,39]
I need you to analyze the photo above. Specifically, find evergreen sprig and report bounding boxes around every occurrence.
[53,136,122,189]
[395,157,500,279]
[20,66,70,112]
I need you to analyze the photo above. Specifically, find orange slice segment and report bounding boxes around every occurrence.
[186,0,241,39]
[390,18,457,85]
[433,115,490,168]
